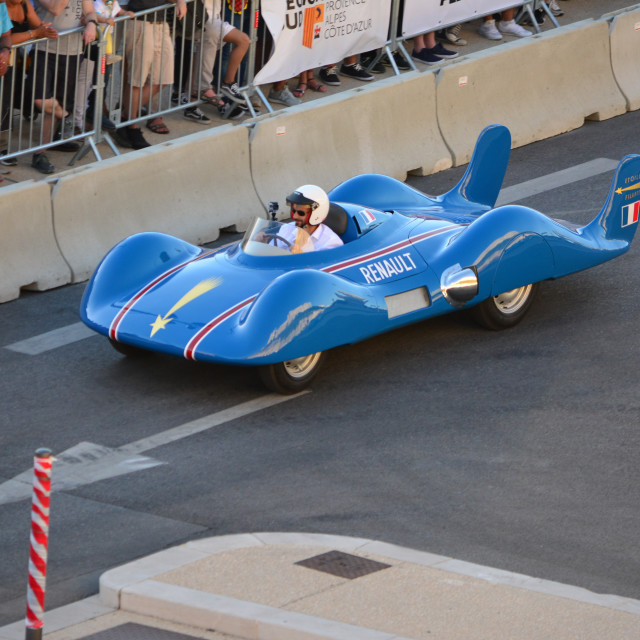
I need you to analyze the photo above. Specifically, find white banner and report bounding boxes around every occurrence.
[401,0,525,39]
[255,0,392,86]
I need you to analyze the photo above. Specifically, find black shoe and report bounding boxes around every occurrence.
[380,50,410,70]
[339,63,374,81]
[54,118,81,151]
[0,150,17,166]
[430,43,459,59]
[360,52,385,74]
[113,126,150,149]
[112,127,133,148]
[32,153,55,174]
[521,9,545,25]
[53,140,81,152]
[318,66,340,86]
[126,126,151,149]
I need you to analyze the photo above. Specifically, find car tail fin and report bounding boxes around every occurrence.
[583,154,640,245]
[440,124,511,211]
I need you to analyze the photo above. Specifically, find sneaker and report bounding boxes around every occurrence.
[498,19,532,37]
[521,9,545,26]
[112,126,134,148]
[32,152,55,174]
[126,126,151,149]
[339,62,374,81]
[0,150,17,166]
[218,100,246,120]
[547,0,563,16]
[442,24,467,46]
[268,86,301,107]
[54,117,80,151]
[411,48,443,65]
[183,106,211,124]
[319,66,340,86]
[380,50,410,70]
[478,18,502,40]
[220,82,246,104]
[360,52,385,74]
[113,126,150,149]
[430,43,459,59]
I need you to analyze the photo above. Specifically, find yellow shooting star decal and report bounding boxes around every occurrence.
[615,182,640,195]
[150,277,222,337]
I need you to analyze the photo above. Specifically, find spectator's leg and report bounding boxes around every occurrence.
[222,27,249,85]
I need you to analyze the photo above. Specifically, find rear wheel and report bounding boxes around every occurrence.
[471,283,538,330]
[258,352,326,394]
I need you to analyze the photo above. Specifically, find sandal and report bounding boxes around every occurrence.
[308,78,327,93]
[293,82,307,98]
[200,89,225,107]
[146,118,169,134]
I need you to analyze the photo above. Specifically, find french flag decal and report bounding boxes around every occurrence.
[358,209,376,225]
[622,201,639,227]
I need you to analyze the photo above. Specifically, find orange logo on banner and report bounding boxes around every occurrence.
[302,5,324,49]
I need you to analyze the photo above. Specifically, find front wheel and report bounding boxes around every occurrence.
[471,283,539,330]
[258,351,326,394]
[109,338,147,357]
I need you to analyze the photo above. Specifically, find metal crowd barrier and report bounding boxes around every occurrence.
[0,0,554,169]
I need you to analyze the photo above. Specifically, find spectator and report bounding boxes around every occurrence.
[0,2,11,163]
[171,0,211,124]
[29,0,98,173]
[1,0,58,167]
[478,10,531,40]
[75,0,134,135]
[114,0,186,149]
[196,0,249,109]
[412,31,458,65]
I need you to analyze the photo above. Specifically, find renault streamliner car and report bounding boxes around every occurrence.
[80,125,640,393]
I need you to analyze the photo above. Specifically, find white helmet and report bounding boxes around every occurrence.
[286,185,330,226]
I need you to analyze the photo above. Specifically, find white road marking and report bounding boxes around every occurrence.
[496,158,618,206]
[3,159,620,356]
[0,393,307,506]
[5,322,96,355]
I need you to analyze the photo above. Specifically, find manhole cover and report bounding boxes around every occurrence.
[79,623,207,640]
[295,550,391,579]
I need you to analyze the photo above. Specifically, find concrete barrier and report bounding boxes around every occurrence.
[250,71,451,205]
[609,5,640,111]
[53,124,262,283]
[436,19,627,165]
[0,180,71,303]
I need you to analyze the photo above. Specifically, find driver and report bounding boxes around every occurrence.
[277,185,344,253]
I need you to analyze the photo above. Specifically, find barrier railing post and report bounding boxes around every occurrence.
[25,448,54,640]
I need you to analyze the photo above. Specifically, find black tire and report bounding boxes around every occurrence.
[471,283,539,330]
[258,351,326,394]
[109,338,147,357]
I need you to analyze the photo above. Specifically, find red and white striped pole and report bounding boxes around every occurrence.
[25,448,53,640]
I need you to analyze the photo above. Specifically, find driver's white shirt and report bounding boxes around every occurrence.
[278,222,343,252]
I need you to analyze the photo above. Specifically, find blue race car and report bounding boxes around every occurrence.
[80,125,640,393]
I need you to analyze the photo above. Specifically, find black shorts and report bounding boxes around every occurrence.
[27,50,79,111]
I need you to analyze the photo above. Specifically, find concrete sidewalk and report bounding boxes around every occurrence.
[2,533,639,640]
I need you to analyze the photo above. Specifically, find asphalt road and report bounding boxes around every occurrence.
[1,112,639,627]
